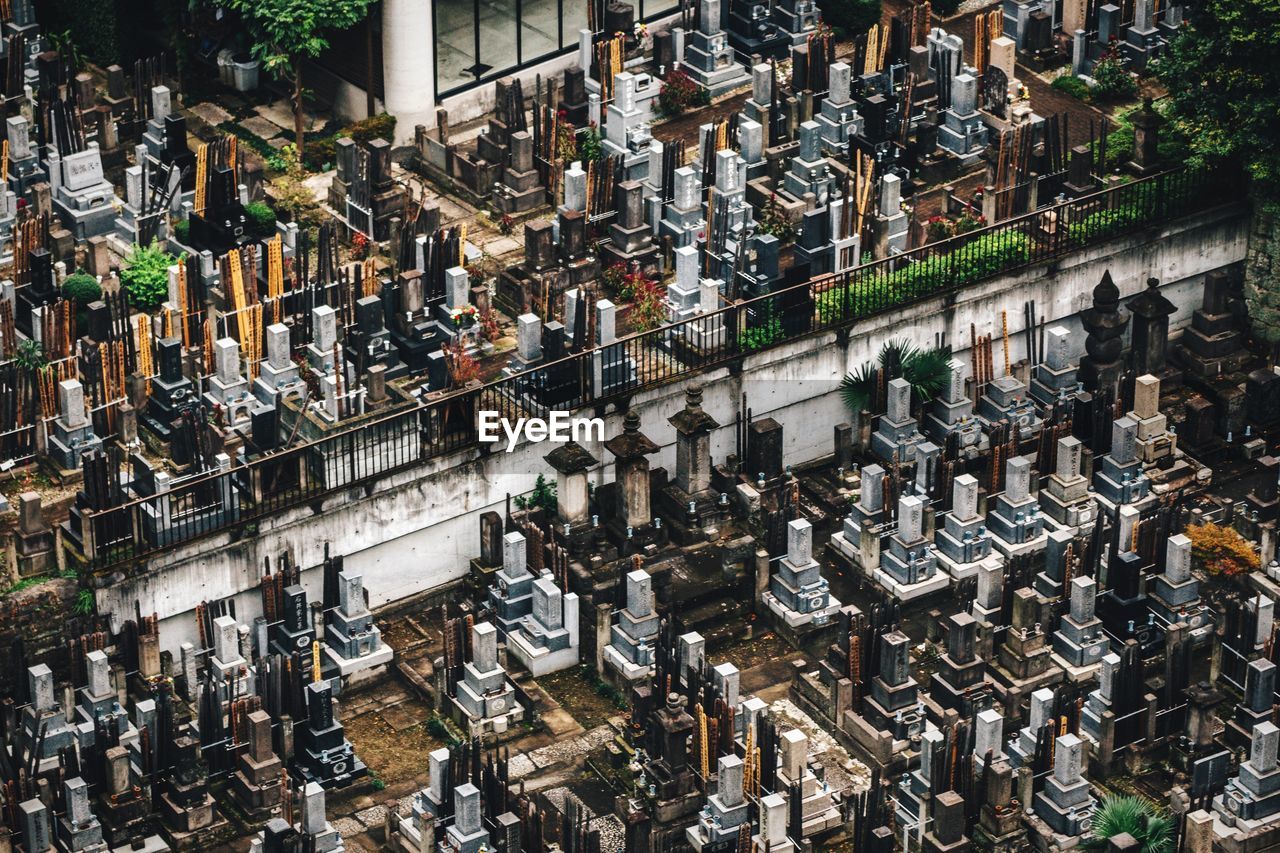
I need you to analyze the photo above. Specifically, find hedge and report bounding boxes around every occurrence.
[817,233,1032,322]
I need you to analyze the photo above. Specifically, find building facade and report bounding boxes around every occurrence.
[316,0,679,143]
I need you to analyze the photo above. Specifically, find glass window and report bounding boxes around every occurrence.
[562,0,588,51]
[642,0,678,22]
[522,0,560,61]
[477,0,519,78]
[435,0,478,94]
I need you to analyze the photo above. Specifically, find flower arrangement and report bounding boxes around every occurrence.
[756,193,796,243]
[618,261,650,301]
[634,21,652,50]
[498,213,516,235]
[603,261,628,293]
[450,304,479,329]
[556,112,578,162]
[351,230,371,260]
[629,276,668,332]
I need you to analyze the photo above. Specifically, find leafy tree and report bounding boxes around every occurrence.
[220,0,377,157]
[1186,522,1260,576]
[1159,0,1280,197]
[1085,795,1174,853]
[1157,0,1280,339]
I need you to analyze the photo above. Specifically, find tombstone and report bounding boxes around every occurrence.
[1052,576,1108,671]
[937,473,997,580]
[47,378,102,470]
[871,377,927,465]
[764,518,841,631]
[507,570,581,675]
[325,571,393,680]
[1093,416,1151,510]
[453,622,523,734]
[682,0,752,96]
[987,456,1047,557]
[1034,733,1096,834]
[604,569,661,680]
[747,417,784,482]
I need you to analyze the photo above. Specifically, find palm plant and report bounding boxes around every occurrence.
[839,340,952,417]
[1084,795,1174,853]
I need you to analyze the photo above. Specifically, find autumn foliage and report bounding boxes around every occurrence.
[1185,523,1260,576]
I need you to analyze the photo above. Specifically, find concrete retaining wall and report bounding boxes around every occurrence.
[96,204,1250,653]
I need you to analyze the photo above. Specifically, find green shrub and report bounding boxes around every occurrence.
[246,201,278,238]
[578,124,604,162]
[1092,44,1138,102]
[62,271,101,330]
[817,233,1032,323]
[74,589,96,616]
[738,306,785,352]
[15,338,47,370]
[1066,204,1145,243]
[346,113,397,144]
[303,134,338,171]
[514,474,557,513]
[300,114,397,171]
[1051,75,1092,102]
[173,218,191,245]
[61,272,101,306]
[47,0,137,66]
[121,242,180,311]
[1093,124,1136,172]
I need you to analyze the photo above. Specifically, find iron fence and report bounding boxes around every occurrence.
[78,166,1243,571]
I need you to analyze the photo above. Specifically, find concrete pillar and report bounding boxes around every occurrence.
[382,0,437,145]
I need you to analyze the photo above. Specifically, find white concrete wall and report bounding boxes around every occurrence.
[98,204,1248,653]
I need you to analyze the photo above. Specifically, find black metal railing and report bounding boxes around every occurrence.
[78,166,1242,571]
